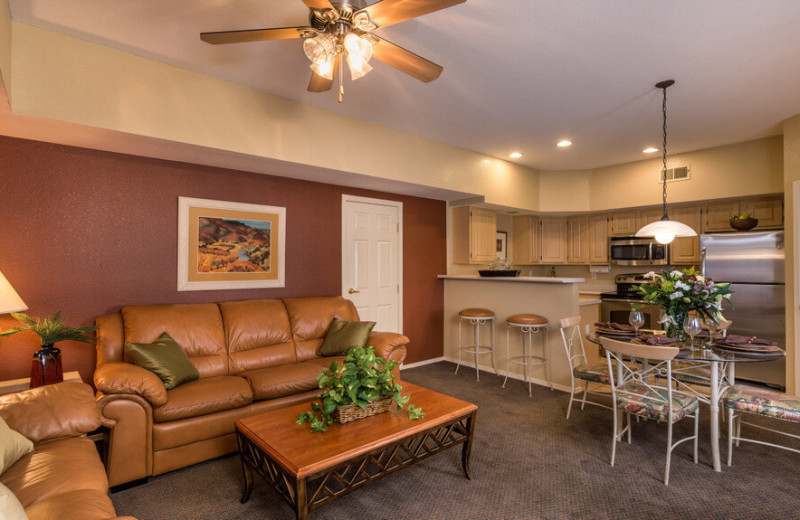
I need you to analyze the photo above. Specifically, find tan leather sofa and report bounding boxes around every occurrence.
[0,382,134,520]
[93,296,409,487]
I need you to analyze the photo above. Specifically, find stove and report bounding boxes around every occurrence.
[600,273,653,302]
[600,273,662,329]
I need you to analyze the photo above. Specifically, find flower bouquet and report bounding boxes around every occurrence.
[637,267,734,340]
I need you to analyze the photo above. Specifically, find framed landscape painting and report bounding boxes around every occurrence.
[177,197,286,291]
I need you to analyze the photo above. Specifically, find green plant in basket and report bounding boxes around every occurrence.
[0,312,98,345]
[297,346,424,432]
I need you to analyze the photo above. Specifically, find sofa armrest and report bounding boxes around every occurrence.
[94,362,167,407]
[0,382,101,443]
[369,331,409,364]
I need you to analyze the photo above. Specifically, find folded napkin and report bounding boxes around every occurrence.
[716,334,777,347]
[645,336,679,345]
[594,322,634,331]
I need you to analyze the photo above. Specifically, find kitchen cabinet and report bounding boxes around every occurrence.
[566,216,588,264]
[452,206,497,264]
[636,208,663,229]
[588,214,609,264]
[609,211,637,236]
[742,198,783,229]
[511,215,540,265]
[703,201,741,232]
[540,217,567,264]
[669,205,702,265]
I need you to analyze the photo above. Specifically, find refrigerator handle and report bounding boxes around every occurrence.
[700,246,707,278]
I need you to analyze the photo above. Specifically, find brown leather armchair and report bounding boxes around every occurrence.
[94,296,408,487]
[0,382,134,520]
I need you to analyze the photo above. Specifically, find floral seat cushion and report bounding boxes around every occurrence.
[573,363,611,384]
[616,382,698,422]
[723,385,800,423]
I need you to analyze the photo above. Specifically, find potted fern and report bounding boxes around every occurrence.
[297,346,424,432]
[0,312,98,387]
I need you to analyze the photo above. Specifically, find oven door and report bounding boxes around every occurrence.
[600,298,662,330]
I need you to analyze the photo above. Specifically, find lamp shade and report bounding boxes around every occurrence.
[0,269,27,314]
[635,219,697,245]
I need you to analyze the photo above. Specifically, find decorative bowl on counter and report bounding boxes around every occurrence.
[478,270,521,277]
[729,217,758,231]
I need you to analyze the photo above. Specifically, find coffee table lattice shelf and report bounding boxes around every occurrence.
[235,383,477,520]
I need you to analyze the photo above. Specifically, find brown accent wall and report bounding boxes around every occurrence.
[0,136,445,383]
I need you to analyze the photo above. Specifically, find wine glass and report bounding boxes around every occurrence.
[683,316,702,349]
[705,320,718,347]
[629,310,645,338]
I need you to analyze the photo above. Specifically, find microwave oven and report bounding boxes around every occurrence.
[609,237,669,266]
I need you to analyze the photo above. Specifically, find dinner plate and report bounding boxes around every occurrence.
[596,329,637,337]
[713,343,782,353]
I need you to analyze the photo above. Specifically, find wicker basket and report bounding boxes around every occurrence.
[332,396,394,424]
[729,217,758,231]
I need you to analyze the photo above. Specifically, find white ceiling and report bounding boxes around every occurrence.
[10,0,800,170]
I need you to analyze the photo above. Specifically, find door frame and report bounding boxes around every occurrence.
[341,194,404,333]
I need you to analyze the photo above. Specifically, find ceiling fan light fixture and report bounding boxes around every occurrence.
[310,57,335,80]
[346,52,372,80]
[303,33,335,65]
[344,33,372,63]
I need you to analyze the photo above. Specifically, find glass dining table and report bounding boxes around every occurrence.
[587,333,785,472]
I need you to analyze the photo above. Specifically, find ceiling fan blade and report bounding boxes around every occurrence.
[371,37,443,82]
[200,26,313,45]
[301,0,335,9]
[362,0,466,29]
[307,55,341,92]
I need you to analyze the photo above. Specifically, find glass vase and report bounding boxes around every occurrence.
[30,344,63,388]
[665,310,687,341]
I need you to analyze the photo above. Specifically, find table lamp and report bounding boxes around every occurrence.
[0,269,27,314]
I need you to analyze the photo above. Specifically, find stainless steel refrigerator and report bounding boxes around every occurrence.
[701,231,786,389]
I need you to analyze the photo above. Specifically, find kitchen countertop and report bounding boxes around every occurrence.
[438,275,585,284]
[579,297,602,306]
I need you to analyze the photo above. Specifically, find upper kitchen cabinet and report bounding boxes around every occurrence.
[669,205,702,265]
[703,201,743,232]
[588,214,609,264]
[742,197,783,229]
[511,215,540,265]
[540,217,567,264]
[566,216,589,264]
[703,198,783,232]
[609,211,637,236]
[452,206,497,264]
[636,208,663,229]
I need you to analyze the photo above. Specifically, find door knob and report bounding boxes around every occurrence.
[348,288,360,294]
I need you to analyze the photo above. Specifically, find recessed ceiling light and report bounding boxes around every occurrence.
[509,152,522,158]
[643,147,659,153]
[557,140,572,148]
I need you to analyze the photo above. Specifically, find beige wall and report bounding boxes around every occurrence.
[538,137,784,213]
[5,22,540,211]
[783,115,800,393]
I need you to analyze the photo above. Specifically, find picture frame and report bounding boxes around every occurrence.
[496,231,507,260]
[177,197,286,291]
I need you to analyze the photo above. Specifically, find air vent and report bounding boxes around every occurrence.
[660,165,691,183]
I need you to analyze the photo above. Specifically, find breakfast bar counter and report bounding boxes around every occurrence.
[439,275,585,390]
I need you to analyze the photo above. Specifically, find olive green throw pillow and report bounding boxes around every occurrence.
[318,317,376,356]
[125,332,200,390]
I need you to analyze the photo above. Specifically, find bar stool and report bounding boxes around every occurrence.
[503,313,552,396]
[455,308,497,381]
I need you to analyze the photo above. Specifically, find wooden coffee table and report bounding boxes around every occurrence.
[235,382,477,520]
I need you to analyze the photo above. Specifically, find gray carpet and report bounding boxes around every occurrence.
[112,361,800,519]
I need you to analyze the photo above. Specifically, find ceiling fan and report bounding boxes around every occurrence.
[200,0,465,100]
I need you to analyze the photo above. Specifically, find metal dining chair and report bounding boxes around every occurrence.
[600,337,700,485]
[670,320,732,389]
[724,385,800,465]
[558,316,612,419]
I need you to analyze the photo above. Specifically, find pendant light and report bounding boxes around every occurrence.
[635,80,697,245]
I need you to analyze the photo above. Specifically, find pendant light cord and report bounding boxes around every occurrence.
[660,84,669,220]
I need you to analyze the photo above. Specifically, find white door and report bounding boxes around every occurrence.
[342,195,402,333]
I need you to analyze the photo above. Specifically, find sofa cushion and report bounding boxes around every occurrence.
[0,416,33,475]
[0,437,109,509]
[318,318,376,356]
[24,489,117,520]
[153,375,253,423]
[242,358,342,400]
[122,303,228,377]
[219,299,297,373]
[126,332,200,389]
[283,296,360,361]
